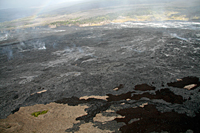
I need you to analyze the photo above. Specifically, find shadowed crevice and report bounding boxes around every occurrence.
[134,84,156,91]
[55,96,111,123]
[167,76,200,90]
[107,88,185,104]
[76,102,111,123]
[115,104,200,133]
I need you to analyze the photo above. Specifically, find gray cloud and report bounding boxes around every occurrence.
[0,0,86,9]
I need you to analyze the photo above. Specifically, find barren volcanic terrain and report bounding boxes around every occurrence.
[0,21,200,132]
[0,0,200,132]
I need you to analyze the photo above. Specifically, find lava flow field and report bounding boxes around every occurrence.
[0,21,200,132]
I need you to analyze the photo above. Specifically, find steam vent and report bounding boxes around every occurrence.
[0,0,200,132]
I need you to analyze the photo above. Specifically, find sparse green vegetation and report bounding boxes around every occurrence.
[49,17,83,26]
[0,3,199,30]
[31,8,195,27]
[31,110,48,117]
[38,14,57,18]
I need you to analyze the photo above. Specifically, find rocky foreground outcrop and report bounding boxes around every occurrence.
[1,77,200,133]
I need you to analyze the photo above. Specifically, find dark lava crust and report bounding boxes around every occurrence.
[0,23,200,132]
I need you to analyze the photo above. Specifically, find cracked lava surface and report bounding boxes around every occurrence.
[0,22,200,132]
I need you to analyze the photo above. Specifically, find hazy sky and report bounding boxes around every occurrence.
[0,0,86,9]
